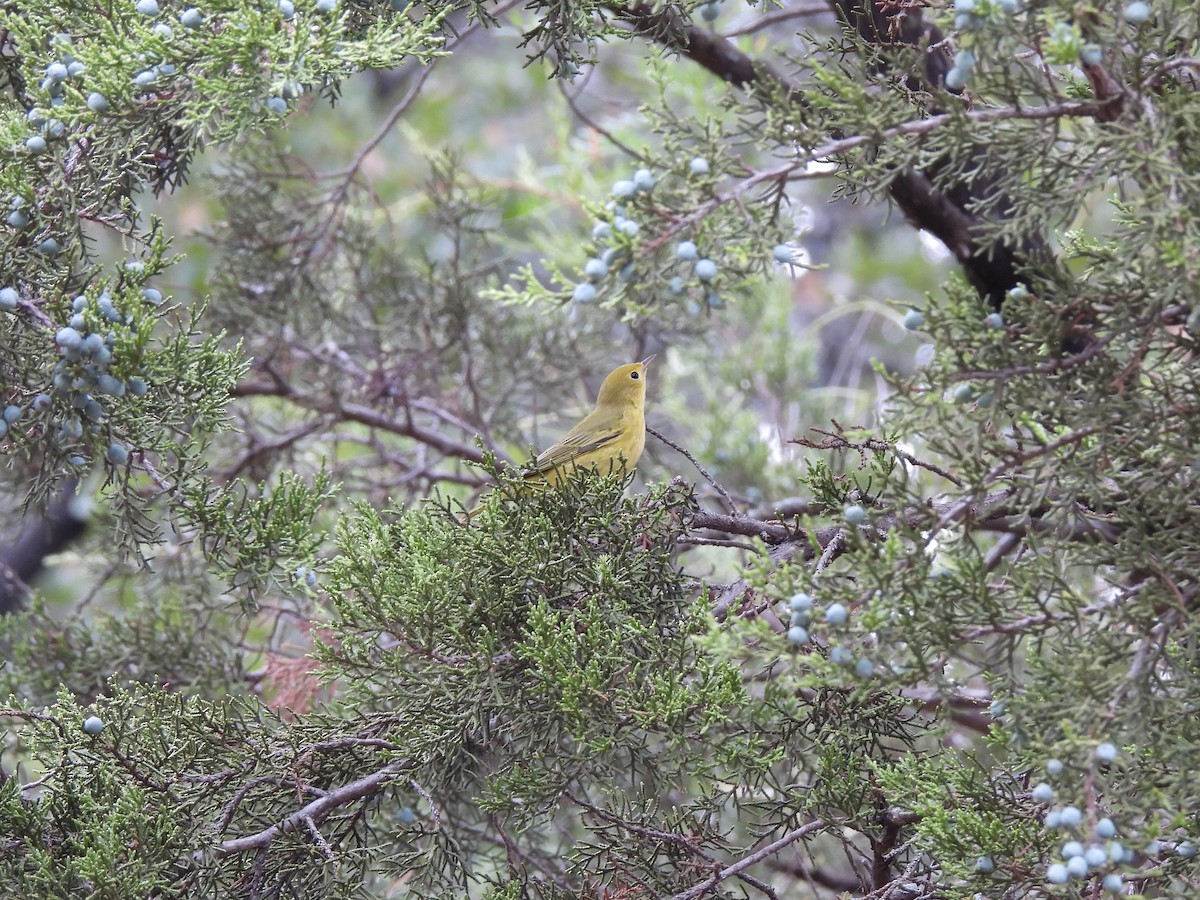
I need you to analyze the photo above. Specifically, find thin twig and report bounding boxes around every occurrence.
[723,4,832,37]
[558,79,648,161]
[648,425,739,514]
[304,816,337,863]
[669,819,827,900]
[408,779,443,831]
[233,381,490,465]
[569,792,778,898]
[325,0,523,184]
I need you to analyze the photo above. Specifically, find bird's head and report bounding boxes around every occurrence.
[595,355,654,409]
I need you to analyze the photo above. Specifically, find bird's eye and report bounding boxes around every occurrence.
[631,371,640,380]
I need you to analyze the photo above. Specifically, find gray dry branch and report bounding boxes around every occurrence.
[213,760,409,856]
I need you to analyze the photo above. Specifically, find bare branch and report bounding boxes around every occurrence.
[669,819,828,900]
[649,425,739,515]
[304,816,337,863]
[214,760,408,855]
[723,5,833,38]
[233,380,490,466]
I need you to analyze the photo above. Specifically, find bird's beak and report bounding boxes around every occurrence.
[640,354,656,366]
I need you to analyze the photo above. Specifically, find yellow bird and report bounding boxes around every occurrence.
[469,357,654,515]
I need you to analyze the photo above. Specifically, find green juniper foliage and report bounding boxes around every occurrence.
[2,0,1200,896]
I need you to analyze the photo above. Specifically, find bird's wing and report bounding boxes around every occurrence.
[528,428,621,475]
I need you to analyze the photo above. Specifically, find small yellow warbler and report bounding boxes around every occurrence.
[469,357,654,514]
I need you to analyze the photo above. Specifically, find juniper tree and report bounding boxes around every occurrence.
[1,0,1199,897]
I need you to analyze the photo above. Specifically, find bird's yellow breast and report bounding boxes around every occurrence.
[534,402,646,487]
